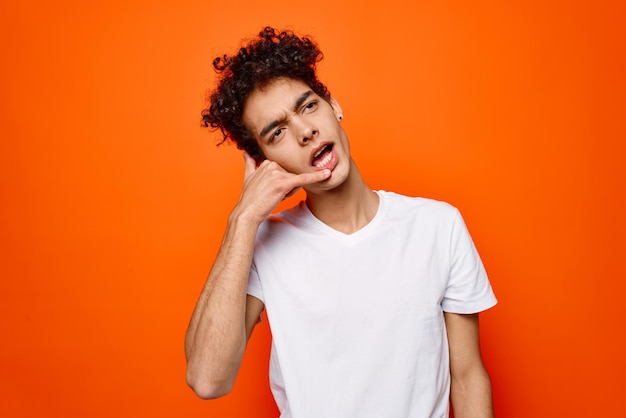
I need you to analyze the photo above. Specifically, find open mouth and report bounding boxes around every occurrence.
[311,144,334,168]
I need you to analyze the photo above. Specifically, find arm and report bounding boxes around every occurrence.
[445,312,494,418]
[185,153,330,399]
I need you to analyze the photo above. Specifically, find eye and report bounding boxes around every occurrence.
[269,127,284,143]
[303,100,318,113]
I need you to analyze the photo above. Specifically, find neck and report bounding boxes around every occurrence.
[305,160,379,235]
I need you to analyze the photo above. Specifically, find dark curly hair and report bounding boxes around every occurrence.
[201,27,331,162]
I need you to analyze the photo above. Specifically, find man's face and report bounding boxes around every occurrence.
[242,77,351,194]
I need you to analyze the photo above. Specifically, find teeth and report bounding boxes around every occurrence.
[315,150,332,167]
[314,146,327,159]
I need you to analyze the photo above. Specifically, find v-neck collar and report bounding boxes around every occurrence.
[293,190,386,244]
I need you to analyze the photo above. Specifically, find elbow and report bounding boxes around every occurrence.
[186,369,234,400]
[189,383,231,401]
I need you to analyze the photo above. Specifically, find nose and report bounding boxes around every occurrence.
[298,122,318,145]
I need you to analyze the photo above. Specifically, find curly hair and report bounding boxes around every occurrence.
[201,27,331,162]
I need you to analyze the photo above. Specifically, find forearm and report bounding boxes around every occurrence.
[450,366,494,418]
[185,211,259,399]
[185,154,331,398]
[445,312,494,418]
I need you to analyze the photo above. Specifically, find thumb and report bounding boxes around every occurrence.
[295,169,332,186]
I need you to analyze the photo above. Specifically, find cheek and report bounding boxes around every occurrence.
[260,137,297,162]
[261,146,291,164]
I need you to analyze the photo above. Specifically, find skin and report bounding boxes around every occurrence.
[242,77,379,233]
[446,312,495,418]
[185,77,493,416]
[242,78,350,194]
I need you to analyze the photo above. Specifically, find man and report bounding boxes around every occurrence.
[185,27,497,418]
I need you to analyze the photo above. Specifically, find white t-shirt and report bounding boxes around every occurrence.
[247,191,497,418]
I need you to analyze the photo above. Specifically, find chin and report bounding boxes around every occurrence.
[317,166,351,192]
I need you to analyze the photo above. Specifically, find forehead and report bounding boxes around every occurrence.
[243,78,311,129]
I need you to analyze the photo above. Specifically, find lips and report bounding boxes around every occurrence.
[311,144,334,168]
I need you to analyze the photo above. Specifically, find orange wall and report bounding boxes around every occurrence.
[1,1,624,417]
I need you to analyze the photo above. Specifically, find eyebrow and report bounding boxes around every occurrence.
[259,90,314,139]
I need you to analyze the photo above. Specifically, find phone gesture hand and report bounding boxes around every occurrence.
[236,152,330,224]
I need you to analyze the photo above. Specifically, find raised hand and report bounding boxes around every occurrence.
[234,152,331,225]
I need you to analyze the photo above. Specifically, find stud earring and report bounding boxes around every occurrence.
[338,115,343,121]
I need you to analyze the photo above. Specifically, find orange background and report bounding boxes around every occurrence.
[1,1,624,417]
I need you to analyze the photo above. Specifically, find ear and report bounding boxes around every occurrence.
[329,97,343,121]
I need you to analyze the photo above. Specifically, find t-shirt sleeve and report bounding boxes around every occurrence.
[441,210,497,314]
[246,259,265,303]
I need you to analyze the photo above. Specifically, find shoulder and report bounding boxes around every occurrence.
[256,201,311,241]
[378,190,460,223]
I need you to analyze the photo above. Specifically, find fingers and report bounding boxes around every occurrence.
[293,169,331,186]
[283,186,302,200]
[278,170,331,200]
[243,152,258,179]
[243,152,331,194]
[235,157,332,222]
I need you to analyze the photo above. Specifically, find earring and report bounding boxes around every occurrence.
[338,115,343,121]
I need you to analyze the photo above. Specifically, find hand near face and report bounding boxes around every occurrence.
[234,152,330,225]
